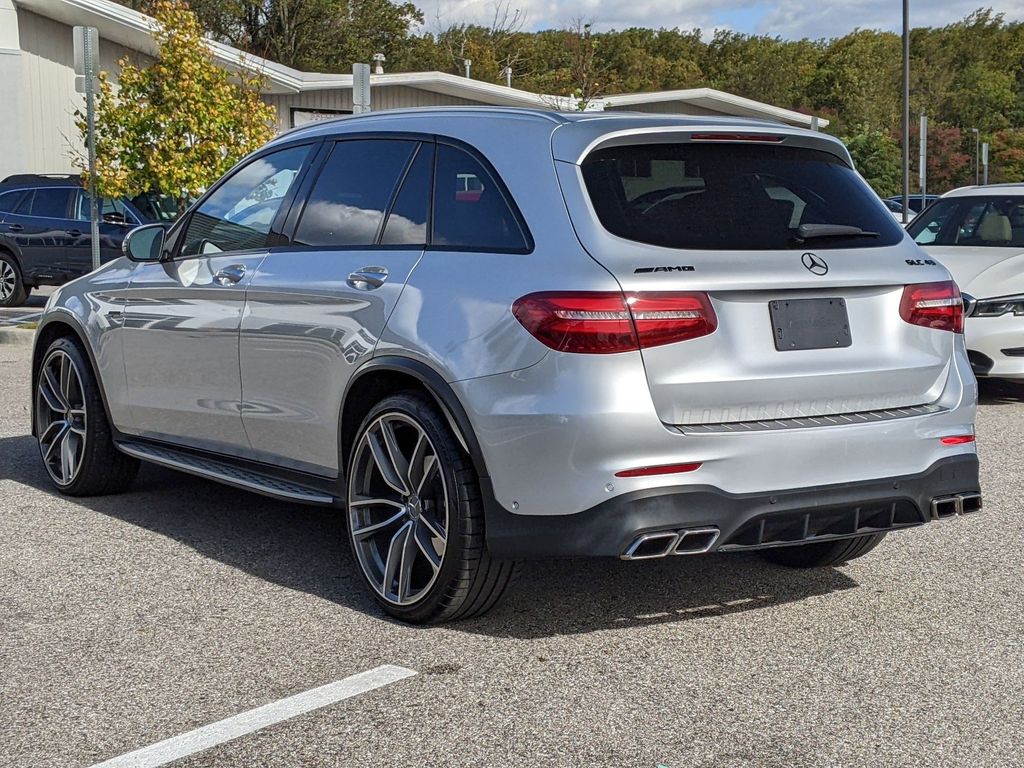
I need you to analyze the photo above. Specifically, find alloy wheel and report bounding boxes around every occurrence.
[36,350,88,486]
[347,413,449,606]
[0,260,15,302]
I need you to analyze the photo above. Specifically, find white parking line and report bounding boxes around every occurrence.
[89,665,417,768]
[0,312,42,326]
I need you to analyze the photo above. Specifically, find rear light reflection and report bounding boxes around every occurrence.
[940,435,975,445]
[615,462,703,478]
[512,291,717,354]
[900,281,964,333]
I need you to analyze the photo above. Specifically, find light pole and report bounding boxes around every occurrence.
[901,0,910,224]
[971,128,980,184]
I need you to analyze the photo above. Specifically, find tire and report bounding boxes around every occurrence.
[35,336,139,496]
[0,251,29,308]
[757,532,887,568]
[345,391,517,624]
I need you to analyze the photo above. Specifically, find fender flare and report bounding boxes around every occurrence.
[342,356,491,482]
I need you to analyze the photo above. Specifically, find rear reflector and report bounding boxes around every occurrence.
[690,133,785,142]
[940,435,975,445]
[512,291,716,354]
[615,462,703,478]
[900,281,964,333]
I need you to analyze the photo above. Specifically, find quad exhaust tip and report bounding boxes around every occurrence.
[621,527,720,560]
[930,492,982,521]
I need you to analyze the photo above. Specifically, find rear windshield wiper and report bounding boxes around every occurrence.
[795,224,880,241]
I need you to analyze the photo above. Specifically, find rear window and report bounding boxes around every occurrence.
[581,143,903,250]
[908,196,1024,247]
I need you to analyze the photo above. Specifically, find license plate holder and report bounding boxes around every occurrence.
[770,297,851,351]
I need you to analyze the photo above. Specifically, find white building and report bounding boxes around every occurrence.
[0,0,828,180]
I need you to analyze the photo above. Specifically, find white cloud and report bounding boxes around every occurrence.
[417,0,1024,38]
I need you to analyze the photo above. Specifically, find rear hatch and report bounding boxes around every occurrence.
[554,125,958,426]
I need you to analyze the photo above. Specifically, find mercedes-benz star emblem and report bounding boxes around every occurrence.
[801,252,829,276]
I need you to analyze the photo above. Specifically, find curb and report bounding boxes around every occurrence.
[0,327,35,347]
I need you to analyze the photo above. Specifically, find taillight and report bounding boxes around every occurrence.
[899,281,964,334]
[512,292,717,354]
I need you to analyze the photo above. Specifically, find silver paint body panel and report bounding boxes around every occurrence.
[35,108,978,524]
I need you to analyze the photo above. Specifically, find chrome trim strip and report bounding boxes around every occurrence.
[676,403,945,434]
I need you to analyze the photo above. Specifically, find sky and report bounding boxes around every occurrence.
[423,0,1024,39]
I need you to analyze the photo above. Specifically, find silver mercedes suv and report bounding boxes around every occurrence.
[31,109,981,623]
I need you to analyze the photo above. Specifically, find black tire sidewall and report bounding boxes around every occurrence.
[0,252,27,308]
[345,392,479,623]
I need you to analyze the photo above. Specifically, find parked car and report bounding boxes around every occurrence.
[31,109,981,623]
[887,194,939,216]
[908,184,1024,380]
[881,197,907,221]
[0,174,173,307]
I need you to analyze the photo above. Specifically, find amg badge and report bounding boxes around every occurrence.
[634,265,696,274]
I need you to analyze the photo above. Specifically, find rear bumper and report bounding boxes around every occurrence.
[484,455,980,559]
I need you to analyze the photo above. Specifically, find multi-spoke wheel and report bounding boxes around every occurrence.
[346,392,517,623]
[0,253,29,308]
[34,337,139,496]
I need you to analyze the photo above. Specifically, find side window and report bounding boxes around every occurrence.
[181,145,310,257]
[293,139,416,247]
[431,144,529,251]
[381,143,433,246]
[0,190,25,213]
[23,188,74,218]
[75,193,136,223]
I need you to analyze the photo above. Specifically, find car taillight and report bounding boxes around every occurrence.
[512,292,717,354]
[899,281,964,334]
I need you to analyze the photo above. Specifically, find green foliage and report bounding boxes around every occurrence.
[78,0,276,210]
[843,129,902,198]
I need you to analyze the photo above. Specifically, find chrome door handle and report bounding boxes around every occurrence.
[68,229,82,237]
[347,266,388,290]
[7,224,23,232]
[214,264,247,285]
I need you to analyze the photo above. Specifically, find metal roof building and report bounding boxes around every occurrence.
[0,0,828,179]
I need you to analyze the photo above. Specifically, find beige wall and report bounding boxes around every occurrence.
[263,86,491,132]
[15,8,147,175]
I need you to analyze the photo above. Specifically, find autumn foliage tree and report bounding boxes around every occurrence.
[76,0,276,212]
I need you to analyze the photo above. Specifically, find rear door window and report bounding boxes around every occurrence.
[17,188,74,219]
[908,197,1024,247]
[431,144,529,252]
[293,139,416,247]
[581,143,904,250]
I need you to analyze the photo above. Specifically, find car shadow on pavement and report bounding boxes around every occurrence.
[0,433,860,638]
[978,378,1024,405]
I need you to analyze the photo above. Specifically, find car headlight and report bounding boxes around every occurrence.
[971,295,1024,317]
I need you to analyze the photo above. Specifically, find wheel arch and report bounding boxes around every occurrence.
[339,356,490,483]
[31,315,115,438]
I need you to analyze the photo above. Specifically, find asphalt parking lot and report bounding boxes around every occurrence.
[1,336,1023,768]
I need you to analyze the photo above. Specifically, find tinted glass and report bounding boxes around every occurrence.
[432,144,528,251]
[582,143,904,250]
[182,145,310,256]
[908,196,1024,247]
[24,187,74,218]
[294,139,416,247]
[0,190,24,213]
[381,143,433,246]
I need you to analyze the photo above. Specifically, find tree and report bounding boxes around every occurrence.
[843,128,902,197]
[77,0,276,212]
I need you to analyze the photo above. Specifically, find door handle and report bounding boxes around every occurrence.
[213,264,247,285]
[7,224,23,232]
[68,229,82,237]
[346,266,388,290]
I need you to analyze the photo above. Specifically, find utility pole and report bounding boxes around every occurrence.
[352,63,370,114]
[972,128,980,184]
[901,0,910,225]
[74,26,100,271]
[982,142,989,185]
[919,112,928,207]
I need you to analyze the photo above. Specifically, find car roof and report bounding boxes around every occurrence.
[0,174,80,187]
[268,106,852,166]
[941,183,1024,198]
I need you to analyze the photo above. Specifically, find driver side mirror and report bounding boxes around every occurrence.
[123,223,166,262]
